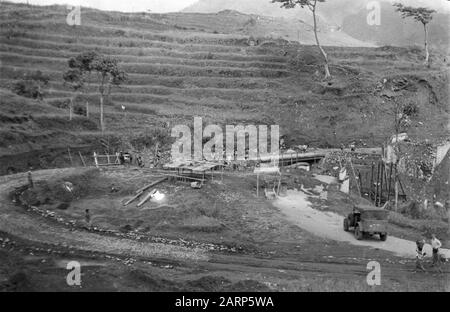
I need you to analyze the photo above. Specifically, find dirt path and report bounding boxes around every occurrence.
[0,169,208,262]
[273,190,450,259]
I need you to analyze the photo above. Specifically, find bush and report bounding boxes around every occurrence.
[403,102,419,117]
[130,128,172,151]
[11,71,50,100]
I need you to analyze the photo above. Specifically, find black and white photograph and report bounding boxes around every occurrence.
[0,0,449,298]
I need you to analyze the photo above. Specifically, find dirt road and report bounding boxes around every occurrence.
[273,189,450,259]
[0,168,448,291]
[0,169,208,262]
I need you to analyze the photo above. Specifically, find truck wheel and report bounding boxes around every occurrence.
[343,219,349,232]
[380,233,387,241]
[355,226,363,240]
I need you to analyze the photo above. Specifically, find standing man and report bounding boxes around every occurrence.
[27,169,34,189]
[85,209,91,226]
[430,234,442,272]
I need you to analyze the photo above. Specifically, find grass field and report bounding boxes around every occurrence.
[0,1,449,170]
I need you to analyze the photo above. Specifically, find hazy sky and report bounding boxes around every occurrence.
[5,0,199,12]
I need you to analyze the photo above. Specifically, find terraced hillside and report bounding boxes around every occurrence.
[0,2,449,173]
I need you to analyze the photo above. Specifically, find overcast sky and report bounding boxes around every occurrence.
[5,0,199,12]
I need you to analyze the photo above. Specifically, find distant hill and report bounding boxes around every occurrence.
[183,0,450,47]
[340,1,450,48]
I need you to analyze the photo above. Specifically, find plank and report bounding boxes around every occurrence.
[137,189,157,207]
[135,177,168,195]
[123,191,143,206]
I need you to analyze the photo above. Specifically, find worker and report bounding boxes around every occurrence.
[137,155,144,168]
[27,170,33,189]
[110,184,119,193]
[85,209,91,226]
[415,239,426,272]
[119,151,125,165]
[430,234,442,271]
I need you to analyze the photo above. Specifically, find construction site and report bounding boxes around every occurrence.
[0,0,449,293]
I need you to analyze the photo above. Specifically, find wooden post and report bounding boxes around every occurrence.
[256,174,259,197]
[94,152,99,168]
[374,162,379,205]
[349,159,361,197]
[379,163,384,206]
[276,175,281,196]
[370,162,374,203]
[383,163,389,201]
[79,152,86,167]
[387,162,393,202]
[67,147,73,166]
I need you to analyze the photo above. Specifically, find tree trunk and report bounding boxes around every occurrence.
[394,178,398,212]
[99,76,106,134]
[423,23,430,67]
[86,100,89,118]
[100,94,104,134]
[69,97,73,121]
[312,5,331,79]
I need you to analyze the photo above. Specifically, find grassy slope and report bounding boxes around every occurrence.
[0,2,449,164]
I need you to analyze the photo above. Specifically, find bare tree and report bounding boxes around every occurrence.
[393,3,435,67]
[273,0,331,79]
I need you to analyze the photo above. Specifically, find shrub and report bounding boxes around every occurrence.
[130,128,172,151]
[403,102,419,117]
[11,71,50,100]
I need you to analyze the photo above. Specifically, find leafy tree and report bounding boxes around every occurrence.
[64,51,126,132]
[90,55,127,133]
[272,0,331,79]
[63,68,84,120]
[393,3,435,66]
[12,70,50,100]
[64,51,98,119]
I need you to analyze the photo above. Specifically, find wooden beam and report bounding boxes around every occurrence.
[158,173,205,182]
[135,177,168,194]
[137,189,157,207]
[123,191,143,206]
